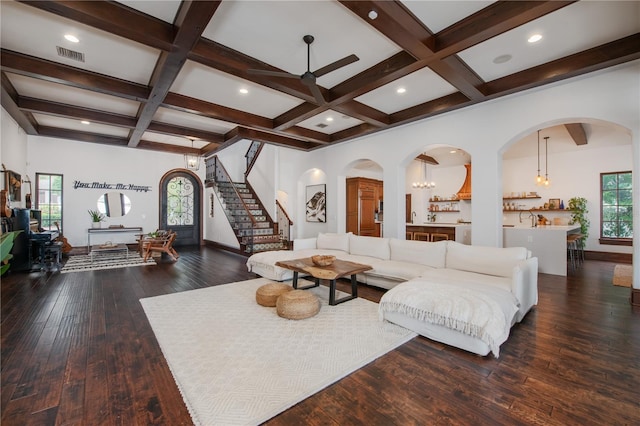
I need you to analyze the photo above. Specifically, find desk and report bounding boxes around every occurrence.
[87,227,143,250]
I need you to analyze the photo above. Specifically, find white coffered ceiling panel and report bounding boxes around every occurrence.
[458,1,640,82]
[171,60,303,119]
[401,1,494,34]
[1,1,160,85]
[7,73,140,116]
[32,114,130,137]
[296,110,364,134]
[355,68,458,114]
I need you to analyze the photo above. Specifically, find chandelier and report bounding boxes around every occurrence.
[412,159,435,189]
[184,137,201,171]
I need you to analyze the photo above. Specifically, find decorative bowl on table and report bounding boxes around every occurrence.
[311,255,335,267]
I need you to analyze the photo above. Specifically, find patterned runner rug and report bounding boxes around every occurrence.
[60,251,156,273]
[140,277,416,425]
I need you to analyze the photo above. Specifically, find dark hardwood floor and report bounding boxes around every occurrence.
[2,247,638,425]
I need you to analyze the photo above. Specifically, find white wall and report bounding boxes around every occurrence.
[24,135,204,248]
[1,108,28,205]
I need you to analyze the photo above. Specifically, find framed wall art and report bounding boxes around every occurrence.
[305,184,326,222]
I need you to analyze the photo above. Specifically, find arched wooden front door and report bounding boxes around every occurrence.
[160,170,201,247]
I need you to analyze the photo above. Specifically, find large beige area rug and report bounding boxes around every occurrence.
[140,277,416,425]
[613,264,633,287]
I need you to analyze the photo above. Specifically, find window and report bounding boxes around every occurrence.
[35,173,63,231]
[600,171,632,244]
[166,176,194,226]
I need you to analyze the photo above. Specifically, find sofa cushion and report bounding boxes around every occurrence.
[389,239,447,269]
[293,237,317,250]
[349,234,390,260]
[445,241,528,278]
[368,260,434,281]
[317,232,351,252]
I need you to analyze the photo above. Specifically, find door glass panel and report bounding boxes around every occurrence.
[166,176,194,226]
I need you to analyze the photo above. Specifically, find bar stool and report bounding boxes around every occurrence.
[566,234,581,270]
[431,233,449,242]
[413,232,430,241]
[406,231,414,240]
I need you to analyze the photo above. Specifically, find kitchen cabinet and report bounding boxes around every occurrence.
[346,177,383,237]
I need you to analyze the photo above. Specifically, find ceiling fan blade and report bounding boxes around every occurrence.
[307,82,325,104]
[313,54,359,78]
[246,69,298,79]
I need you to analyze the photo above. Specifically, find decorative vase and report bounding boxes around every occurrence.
[560,200,565,209]
[92,222,101,229]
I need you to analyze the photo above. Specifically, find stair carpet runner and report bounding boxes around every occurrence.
[215,182,286,253]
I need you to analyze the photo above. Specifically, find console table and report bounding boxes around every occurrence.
[87,226,143,250]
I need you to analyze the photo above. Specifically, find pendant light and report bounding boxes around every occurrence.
[535,130,543,185]
[184,137,201,171]
[543,136,550,186]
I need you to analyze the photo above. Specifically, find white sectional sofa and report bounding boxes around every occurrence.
[246,232,538,357]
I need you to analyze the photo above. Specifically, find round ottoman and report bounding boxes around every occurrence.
[276,290,320,320]
[256,282,292,307]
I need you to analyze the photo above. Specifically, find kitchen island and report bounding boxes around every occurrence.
[504,224,580,276]
[407,223,471,245]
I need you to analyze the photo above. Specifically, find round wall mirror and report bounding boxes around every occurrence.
[97,192,132,217]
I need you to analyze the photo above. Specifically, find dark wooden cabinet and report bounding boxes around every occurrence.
[346,177,383,237]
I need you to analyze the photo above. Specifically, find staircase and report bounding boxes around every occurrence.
[214,181,286,253]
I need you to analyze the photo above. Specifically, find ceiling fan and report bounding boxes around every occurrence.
[247,35,359,104]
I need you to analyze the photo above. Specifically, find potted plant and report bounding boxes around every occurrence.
[568,197,589,248]
[88,209,106,228]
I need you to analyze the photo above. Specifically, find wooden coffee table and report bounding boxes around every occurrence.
[275,257,372,305]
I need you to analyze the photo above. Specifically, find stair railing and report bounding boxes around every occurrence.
[245,141,264,179]
[276,200,293,249]
[211,156,258,250]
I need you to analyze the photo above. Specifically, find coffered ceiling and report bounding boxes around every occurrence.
[1,1,639,160]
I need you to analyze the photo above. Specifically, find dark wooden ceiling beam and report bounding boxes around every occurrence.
[128,1,221,147]
[18,97,137,128]
[273,103,329,131]
[340,1,484,100]
[224,127,320,151]
[18,0,175,51]
[136,140,203,155]
[281,127,332,144]
[1,50,149,101]
[37,126,128,147]
[564,123,587,146]
[163,92,273,130]
[332,101,389,127]
[146,122,224,144]
[416,154,439,165]
[1,72,38,134]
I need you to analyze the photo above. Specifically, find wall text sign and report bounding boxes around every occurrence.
[73,180,152,192]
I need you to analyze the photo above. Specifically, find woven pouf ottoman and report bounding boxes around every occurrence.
[256,282,293,307]
[276,290,320,320]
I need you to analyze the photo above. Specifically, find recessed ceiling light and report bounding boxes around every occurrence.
[450,149,457,154]
[396,87,406,94]
[368,10,378,20]
[239,88,248,95]
[326,117,334,122]
[80,120,90,125]
[493,54,512,64]
[64,34,79,43]
[528,34,542,43]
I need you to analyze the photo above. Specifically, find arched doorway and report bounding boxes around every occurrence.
[159,170,202,247]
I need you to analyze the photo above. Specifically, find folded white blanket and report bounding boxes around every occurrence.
[378,278,519,357]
